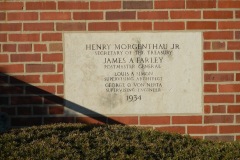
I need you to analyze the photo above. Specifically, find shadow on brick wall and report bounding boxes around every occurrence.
[0,71,123,129]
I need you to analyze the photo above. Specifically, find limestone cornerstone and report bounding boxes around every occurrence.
[64,32,202,114]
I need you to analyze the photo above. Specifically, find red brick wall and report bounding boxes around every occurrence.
[0,0,240,141]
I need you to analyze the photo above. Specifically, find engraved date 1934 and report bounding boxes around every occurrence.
[127,95,142,102]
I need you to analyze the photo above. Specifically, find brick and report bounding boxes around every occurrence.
[0,97,9,105]
[204,95,234,103]
[123,1,152,9]
[236,31,240,39]
[74,12,103,20]
[154,22,184,30]
[33,107,48,115]
[192,136,204,140]
[156,126,185,134]
[155,0,185,9]
[42,33,62,41]
[204,84,217,92]
[0,86,23,94]
[186,0,216,8]
[203,41,211,49]
[0,87,8,95]
[0,54,8,63]
[204,42,211,50]
[11,54,41,62]
[187,21,216,30]
[0,107,15,115]
[10,75,40,84]
[26,64,55,73]
[37,86,56,94]
[237,73,240,81]
[12,117,42,126]
[91,1,121,10]
[172,116,202,124]
[0,34,7,42]
[235,52,240,60]
[212,105,226,113]
[106,11,136,20]
[49,106,64,115]
[212,42,225,50]
[219,22,240,29]
[26,2,56,10]
[8,12,38,21]
[228,105,240,113]
[56,22,86,31]
[188,126,217,134]
[43,96,64,105]
[0,75,8,84]
[49,43,63,51]
[204,105,211,114]
[121,22,151,31]
[220,126,240,133]
[219,1,240,8]
[0,12,6,20]
[89,22,118,31]
[34,44,47,52]
[138,11,168,20]
[18,44,32,52]
[44,117,74,124]
[205,136,234,141]
[43,74,64,83]
[0,2,23,10]
[76,117,107,124]
[204,115,233,124]
[9,34,40,42]
[11,96,42,105]
[43,53,63,62]
[0,23,21,31]
[57,64,63,73]
[26,85,56,95]
[57,85,64,94]
[204,52,233,60]
[219,62,240,71]
[203,31,233,40]
[0,86,8,94]
[228,41,240,50]
[17,107,32,115]
[58,1,88,10]
[140,116,170,125]
[237,95,240,103]
[108,116,138,125]
[40,12,71,20]
[1,76,11,84]
[237,11,240,18]
[219,84,240,92]
[24,23,54,31]
[3,44,16,52]
[170,11,201,19]
[203,11,233,19]
[237,116,240,123]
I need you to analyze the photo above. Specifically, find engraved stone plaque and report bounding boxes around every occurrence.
[64,32,202,115]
